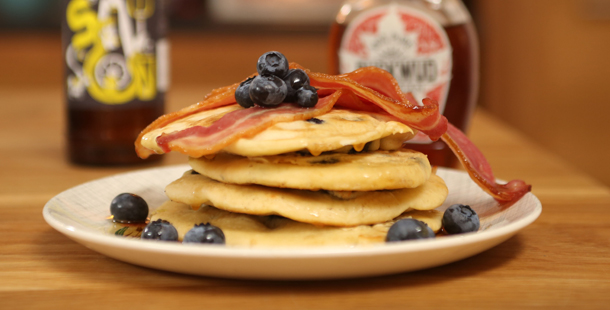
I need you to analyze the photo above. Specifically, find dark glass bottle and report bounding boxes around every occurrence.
[62,0,168,165]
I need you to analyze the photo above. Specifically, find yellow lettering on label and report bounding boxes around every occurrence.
[66,0,157,105]
[67,0,100,50]
[131,53,157,101]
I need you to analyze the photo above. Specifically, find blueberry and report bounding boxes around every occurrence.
[235,76,255,108]
[284,69,310,101]
[285,69,310,89]
[183,223,225,244]
[257,51,289,77]
[249,75,287,107]
[442,204,480,234]
[295,85,318,108]
[141,219,179,241]
[110,193,148,223]
[386,219,435,242]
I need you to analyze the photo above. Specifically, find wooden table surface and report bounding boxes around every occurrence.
[1,33,610,309]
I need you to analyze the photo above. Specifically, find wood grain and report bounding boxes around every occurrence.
[1,32,610,309]
[473,0,610,187]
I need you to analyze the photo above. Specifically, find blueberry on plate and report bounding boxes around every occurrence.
[249,75,287,107]
[235,76,255,108]
[110,193,148,223]
[386,219,435,242]
[257,51,289,77]
[141,219,179,241]
[295,85,319,108]
[442,204,480,234]
[183,223,225,244]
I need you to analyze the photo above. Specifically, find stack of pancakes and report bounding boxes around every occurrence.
[141,109,449,247]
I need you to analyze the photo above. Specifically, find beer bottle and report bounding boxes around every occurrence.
[62,0,168,165]
[329,0,479,167]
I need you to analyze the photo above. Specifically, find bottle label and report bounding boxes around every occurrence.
[339,4,452,143]
[64,0,167,106]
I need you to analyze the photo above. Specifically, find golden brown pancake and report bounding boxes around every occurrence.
[165,171,448,227]
[223,109,415,156]
[189,149,431,191]
[150,200,443,247]
[141,108,415,157]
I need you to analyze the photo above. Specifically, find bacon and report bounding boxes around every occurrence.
[155,90,342,158]
[135,82,240,158]
[441,123,531,202]
[305,66,448,140]
[135,64,530,203]
[135,64,447,158]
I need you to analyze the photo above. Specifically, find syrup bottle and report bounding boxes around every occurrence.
[329,0,479,167]
[62,0,168,165]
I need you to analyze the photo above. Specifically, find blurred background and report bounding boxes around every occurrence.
[1,0,609,186]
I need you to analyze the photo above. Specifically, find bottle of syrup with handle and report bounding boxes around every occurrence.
[329,0,479,167]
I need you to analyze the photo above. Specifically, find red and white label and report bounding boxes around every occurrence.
[339,4,452,143]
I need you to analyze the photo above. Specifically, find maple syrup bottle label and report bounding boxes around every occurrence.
[338,3,452,143]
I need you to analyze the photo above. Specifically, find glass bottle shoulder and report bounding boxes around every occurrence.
[335,0,471,27]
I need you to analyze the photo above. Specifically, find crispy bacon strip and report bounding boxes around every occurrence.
[135,64,530,203]
[135,64,447,158]
[305,66,447,140]
[442,123,531,202]
[135,83,240,158]
[155,90,343,158]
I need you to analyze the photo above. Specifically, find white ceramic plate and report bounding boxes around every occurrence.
[43,165,541,280]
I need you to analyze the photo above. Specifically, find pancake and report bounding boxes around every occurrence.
[223,109,415,156]
[130,58,476,247]
[189,149,431,191]
[141,108,415,157]
[165,171,448,227]
[150,200,443,247]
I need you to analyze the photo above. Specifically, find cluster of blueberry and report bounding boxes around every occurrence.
[235,51,318,108]
[385,204,480,242]
[110,193,225,244]
[141,220,225,244]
